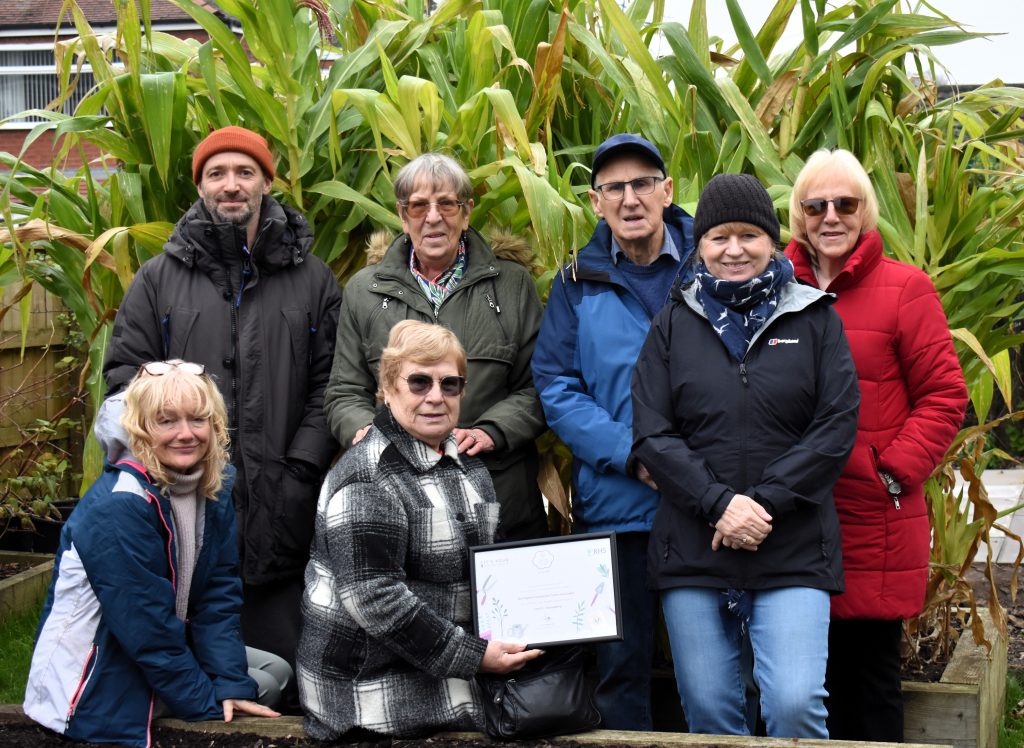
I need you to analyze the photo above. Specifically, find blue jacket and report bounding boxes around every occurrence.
[531,205,694,532]
[23,459,256,748]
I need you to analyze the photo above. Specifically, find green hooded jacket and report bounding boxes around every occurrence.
[324,227,547,539]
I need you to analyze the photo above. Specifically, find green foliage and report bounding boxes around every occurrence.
[0,419,80,534]
[908,413,1024,666]
[0,0,1019,696]
[0,1,1020,514]
[0,598,43,704]
[1001,671,1024,748]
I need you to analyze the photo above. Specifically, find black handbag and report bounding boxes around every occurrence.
[475,645,601,740]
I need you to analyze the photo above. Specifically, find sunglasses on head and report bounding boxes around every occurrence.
[400,373,466,397]
[800,196,861,217]
[142,361,206,377]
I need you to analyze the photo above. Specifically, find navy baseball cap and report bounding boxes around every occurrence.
[591,133,666,187]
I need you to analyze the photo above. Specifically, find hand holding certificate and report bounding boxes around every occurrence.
[470,532,622,648]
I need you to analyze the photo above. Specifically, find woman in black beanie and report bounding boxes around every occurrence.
[630,173,860,738]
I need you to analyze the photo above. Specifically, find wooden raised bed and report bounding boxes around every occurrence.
[154,716,944,748]
[3,707,945,747]
[903,608,1007,748]
[0,551,53,623]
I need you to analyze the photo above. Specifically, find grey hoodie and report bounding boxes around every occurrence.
[94,392,133,465]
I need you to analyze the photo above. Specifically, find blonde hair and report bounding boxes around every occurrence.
[788,148,880,255]
[377,321,467,401]
[121,361,230,499]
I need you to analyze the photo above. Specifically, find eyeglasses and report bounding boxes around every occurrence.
[142,361,206,377]
[399,199,466,219]
[799,196,862,217]
[593,176,665,201]
[400,374,467,397]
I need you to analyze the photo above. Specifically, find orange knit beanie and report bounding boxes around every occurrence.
[192,126,275,183]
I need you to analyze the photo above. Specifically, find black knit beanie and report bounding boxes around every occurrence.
[692,173,780,244]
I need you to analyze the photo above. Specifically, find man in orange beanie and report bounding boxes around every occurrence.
[103,126,342,706]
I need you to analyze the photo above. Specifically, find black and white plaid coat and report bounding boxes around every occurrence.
[297,408,500,739]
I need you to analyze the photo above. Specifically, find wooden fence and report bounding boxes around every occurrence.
[0,283,83,465]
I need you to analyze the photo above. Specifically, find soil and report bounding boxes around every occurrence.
[0,561,35,581]
[968,562,1024,677]
[900,562,1024,681]
[0,722,642,748]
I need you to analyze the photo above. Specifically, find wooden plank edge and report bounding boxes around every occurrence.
[0,556,53,622]
[0,706,945,747]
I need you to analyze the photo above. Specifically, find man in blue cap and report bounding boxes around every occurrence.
[531,134,694,729]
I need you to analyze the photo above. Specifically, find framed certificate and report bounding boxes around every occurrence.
[469,532,622,648]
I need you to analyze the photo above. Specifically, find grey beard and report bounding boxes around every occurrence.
[211,205,254,226]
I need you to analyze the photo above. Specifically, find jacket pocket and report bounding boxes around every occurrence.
[268,457,318,575]
[163,308,200,360]
[468,342,516,366]
[281,307,311,367]
[868,445,895,504]
[406,506,465,582]
[66,643,99,726]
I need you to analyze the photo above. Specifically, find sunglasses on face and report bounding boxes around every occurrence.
[593,176,665,201]
[799,196,862,217]
[400,199,466,219]
[400,373,467,397]
[142,361,206,377]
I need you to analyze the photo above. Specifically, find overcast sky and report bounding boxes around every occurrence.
[661,1,1023,85]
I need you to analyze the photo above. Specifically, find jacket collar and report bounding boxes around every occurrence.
[373,408,465,474]
[374,226,500,287]
[678,279,832,322]
[164,195,314,274]
[786,229,883,293]
[572,203,695,284]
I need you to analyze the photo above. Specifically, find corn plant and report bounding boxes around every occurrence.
[907,414,1024,665]
[0,3,1022,652]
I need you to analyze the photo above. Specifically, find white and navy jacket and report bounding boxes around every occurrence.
[23,411,255,748]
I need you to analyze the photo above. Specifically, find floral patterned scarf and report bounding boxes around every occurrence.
[410,235,467,313]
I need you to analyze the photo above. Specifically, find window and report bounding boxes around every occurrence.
[0,46,105,125]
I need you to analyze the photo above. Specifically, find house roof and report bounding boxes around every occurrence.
[0,0,219,29]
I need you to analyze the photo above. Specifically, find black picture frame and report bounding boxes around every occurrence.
[469,531,622,648]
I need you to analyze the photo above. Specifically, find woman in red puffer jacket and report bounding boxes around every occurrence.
[784,148,968,742]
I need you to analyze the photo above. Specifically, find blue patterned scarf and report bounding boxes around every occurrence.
[693,255,794,362]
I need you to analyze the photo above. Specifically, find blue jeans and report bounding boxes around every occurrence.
[661,586,830,738]
[591,532,657,730]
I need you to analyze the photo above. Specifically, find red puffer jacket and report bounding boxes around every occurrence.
[785,230,967,620]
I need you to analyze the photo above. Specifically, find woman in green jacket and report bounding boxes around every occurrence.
[323,153,547,540]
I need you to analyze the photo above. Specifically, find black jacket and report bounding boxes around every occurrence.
[104,196,342,585]
[632,281,859,593]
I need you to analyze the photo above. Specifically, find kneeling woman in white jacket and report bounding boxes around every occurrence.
[24,361,287,748]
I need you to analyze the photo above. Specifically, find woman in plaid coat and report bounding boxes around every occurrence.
[297,321,541,739]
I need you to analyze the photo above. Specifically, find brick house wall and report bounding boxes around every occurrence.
[0,0,220,169]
